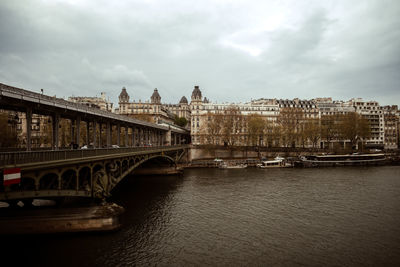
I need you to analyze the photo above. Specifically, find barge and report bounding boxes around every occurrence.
[294,153,387,167]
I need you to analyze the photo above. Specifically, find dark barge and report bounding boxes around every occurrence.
[294,153,387,167]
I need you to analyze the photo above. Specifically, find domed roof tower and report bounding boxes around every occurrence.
[179,96,188,105]
[151,88,161,104]
[118,87,130,103]
[191,85,202,102]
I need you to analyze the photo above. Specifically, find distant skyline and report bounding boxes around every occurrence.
[1,0,399,107]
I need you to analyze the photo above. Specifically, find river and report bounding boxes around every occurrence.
[1,166,400,266]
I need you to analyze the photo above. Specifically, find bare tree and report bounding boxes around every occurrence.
[247,114,265,146]
[277,107,304,147]
[320,114,342,149]
[339,112,371,150]
[221,105,243,146]
[203,111,224,145]
[304,118,321,148]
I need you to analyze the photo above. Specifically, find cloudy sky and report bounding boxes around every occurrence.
[1,0,399,106]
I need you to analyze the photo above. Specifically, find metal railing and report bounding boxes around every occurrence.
[0,145,189,167]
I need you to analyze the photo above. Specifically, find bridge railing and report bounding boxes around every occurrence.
[0,145,189,167]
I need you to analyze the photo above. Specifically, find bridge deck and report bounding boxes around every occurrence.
[0,145,189,169]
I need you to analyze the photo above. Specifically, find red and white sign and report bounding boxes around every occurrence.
[3,168,21,186]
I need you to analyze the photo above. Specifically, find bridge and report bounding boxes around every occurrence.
[0,83,191,206]
[0,83,189,150]
[0,145,188,205]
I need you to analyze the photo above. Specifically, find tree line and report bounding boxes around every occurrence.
[201,106,371,149]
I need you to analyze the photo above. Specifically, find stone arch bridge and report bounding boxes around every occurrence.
[0,145,188,205]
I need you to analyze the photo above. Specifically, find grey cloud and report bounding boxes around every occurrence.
[0,0,399,106]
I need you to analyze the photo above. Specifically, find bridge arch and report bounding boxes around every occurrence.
[61,169,78,190]
[39,172,59,190]
[105,153,179,195]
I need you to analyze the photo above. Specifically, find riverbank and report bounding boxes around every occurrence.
[184,154,400,168]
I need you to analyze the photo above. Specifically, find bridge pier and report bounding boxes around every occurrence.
[86,121,90,146]
[125,126,129,147]
[70,119,74,148]
[26,107,32,151]
[132,126,136,146]
[76,116,81,147]
[52,113,60,150]
[99,122,103,148]
[106,121,111,148]
[117,124,121,147]
[92,120,97,148]
[166,129,172,145]
[138,128,142,146]
[0,202,125,234]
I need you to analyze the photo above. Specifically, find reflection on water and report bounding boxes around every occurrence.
[1,166,400,266]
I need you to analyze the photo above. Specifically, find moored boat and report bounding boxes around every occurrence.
[219,162,248,169]
[294,153,387,167]
[256,156,291,168]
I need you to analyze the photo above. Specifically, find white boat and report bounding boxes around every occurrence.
[256,156,289,168]
[219,162,248,169]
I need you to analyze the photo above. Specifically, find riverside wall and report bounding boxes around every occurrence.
[188,146,320,162]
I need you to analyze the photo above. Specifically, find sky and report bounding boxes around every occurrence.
[0,0,399,107]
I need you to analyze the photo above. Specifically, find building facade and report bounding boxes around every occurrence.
[68,92,114,112]
[188,86,399,149]
[117,87,191,127]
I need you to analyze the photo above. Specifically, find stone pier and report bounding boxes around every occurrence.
[0,202,124,234]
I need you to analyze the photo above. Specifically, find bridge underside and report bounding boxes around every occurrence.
[0,147,187,205]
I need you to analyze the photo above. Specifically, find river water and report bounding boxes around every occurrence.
[1,166,400,266]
